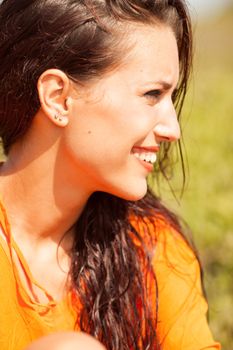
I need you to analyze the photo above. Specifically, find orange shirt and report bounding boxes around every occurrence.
[0,201,221,350]
[131,217,221,349]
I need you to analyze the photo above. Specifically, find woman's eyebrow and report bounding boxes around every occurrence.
[146,80,178,90]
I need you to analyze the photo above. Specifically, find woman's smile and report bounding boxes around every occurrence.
[131,146,159,172]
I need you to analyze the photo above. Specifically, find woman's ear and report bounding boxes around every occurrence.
[37,69,70,127]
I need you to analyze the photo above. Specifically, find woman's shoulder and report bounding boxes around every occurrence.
[130,213,221,349]
[129,212,196,267]
[129,212,202,307]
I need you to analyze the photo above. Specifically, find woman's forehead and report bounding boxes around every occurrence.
[110,24,179,86]
[78,24,179,100]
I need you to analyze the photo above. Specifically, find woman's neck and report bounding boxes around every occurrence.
[0,139,89,248]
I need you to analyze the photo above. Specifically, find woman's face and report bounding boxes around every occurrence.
[63,25,180,201]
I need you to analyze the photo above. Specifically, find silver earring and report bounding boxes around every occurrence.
[54,113,69,127]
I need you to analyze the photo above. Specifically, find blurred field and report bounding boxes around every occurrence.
[152,6,233,349]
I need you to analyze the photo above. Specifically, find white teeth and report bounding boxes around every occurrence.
[133,152,157,164]
[145,154,151,163]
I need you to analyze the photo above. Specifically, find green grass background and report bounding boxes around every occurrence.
[151,6,233,348]
[0,5,232,348]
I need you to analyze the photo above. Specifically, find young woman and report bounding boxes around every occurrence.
[0,0,220,349]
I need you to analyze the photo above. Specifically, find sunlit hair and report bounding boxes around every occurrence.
[0,1,196,349]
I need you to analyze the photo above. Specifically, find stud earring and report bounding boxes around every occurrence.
[53,113,69,127]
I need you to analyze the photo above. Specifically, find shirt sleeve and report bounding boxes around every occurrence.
[152,226,221,350]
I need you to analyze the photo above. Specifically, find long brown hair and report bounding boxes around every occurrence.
[0,1,194,349]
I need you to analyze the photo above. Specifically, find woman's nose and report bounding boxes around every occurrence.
[153,112,180,143]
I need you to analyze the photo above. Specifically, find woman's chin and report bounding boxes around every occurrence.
[114,184,148,202]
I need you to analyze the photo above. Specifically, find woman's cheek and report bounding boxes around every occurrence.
[129,110,156,138]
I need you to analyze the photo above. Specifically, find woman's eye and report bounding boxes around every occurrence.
[144,89,162,100]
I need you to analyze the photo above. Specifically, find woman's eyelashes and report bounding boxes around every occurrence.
[144,87,178,104]
[144,89,162,100]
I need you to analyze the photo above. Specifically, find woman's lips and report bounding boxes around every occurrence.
[131,146,159,172]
